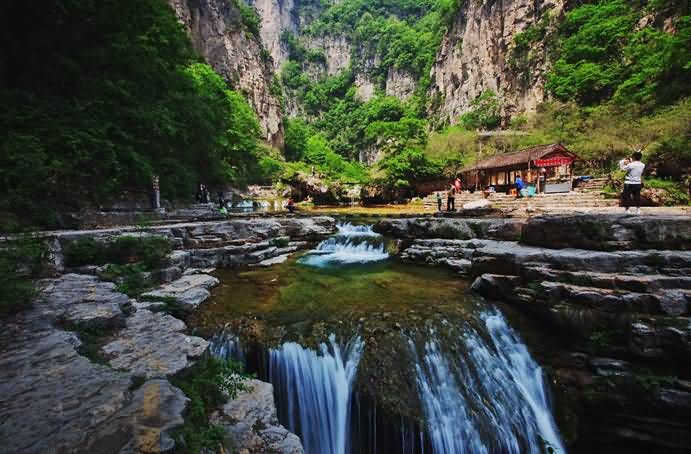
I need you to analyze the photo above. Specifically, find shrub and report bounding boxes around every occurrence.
[171,356,247,453]
[101,263,151,297]
[64,237,107,267]
[0,235,45,317]
[645,178,690,206]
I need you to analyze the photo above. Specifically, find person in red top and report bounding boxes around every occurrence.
[285,198,296,213]
[454,177,462,192]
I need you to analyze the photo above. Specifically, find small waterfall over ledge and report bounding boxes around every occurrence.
[410,311,565,454]
[269,335,364,454]
[299,222,389,267]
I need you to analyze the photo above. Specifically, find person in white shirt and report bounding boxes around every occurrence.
[618,151,645,214]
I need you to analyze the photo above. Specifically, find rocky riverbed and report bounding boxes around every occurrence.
[1,217,335,454]
[378,213,691,451]
[2,213,690,453]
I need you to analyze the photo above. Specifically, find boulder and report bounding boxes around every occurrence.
[213,379,304,454]
[141,274,219,311]
[470,274,521,301]
[102,310,208,378]
[375,218,523,241]
[462,199,492,210]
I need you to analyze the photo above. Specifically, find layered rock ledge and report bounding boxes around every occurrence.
[384,213,691,451]
[1,216,326,453]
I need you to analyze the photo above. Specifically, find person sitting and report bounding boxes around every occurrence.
[482,185,496,199]
[285,198,296,213]
[514,176,526,198]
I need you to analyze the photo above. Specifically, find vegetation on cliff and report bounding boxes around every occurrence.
[275,0,689,199]
[1,0,688,218]
[0,0,270,226]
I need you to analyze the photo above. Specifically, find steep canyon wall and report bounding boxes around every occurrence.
[168,0,284,146]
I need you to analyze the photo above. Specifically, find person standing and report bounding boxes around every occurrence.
[454,176,462,192]
[446,186,456,212]
[619,151,645,214]
[436,192,443,211]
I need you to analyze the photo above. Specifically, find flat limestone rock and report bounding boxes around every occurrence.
[0,323,132,453]
[463,199,492,210]
[102,310,208,378]
[213,379,304,454]
[85,379,189,454]
[141,274,219,311]
[254,254,291,267]
[36,273,127,325]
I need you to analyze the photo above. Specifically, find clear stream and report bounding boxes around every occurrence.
[202,223,565,454]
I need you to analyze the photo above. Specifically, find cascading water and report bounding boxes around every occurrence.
[269,334,364,454]
[209,330,245,363]
[410,311,565,454]
[299,222,389,267]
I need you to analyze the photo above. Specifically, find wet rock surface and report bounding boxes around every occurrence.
[212,379,305,454]
[103,310,208,378]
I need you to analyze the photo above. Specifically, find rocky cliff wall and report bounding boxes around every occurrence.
[168,0,284,147]
[429,0,564,125]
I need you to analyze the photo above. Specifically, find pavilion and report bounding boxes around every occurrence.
[461,143,579,193]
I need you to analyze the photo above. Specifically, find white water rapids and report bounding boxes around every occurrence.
[298,222,389,267]
[410,311,565,454]
[208,224,565,454]
[269,335,364,454]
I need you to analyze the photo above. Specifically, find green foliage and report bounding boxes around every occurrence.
[171,356,247,454]
[645,178,691,205]
[60,320,120,364]
[63,238,107,267]
[284,118,314,161]
[0,234,45,317]
[0,0,263,227]
[378,148,442,187]
[547,0,691,106]
[460,91,502,130]
[64,235,171,270]
[232,0,262,38]
[101,263,151,297]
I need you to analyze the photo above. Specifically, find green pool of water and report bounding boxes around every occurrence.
[189,254,479,338]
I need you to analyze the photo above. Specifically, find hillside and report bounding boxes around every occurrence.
[1,0,689,227]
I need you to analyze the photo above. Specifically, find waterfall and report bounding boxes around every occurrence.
[233,200,254,208]
[411,311,565,454]
[209,330,245,363]
[299,222,389,267]
[269,334,364,454]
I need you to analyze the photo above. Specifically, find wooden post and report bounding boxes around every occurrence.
[569,164,574,192]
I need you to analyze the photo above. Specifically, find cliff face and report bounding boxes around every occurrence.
[168,0,284,147]
[429,0,564,125]
[165,0,565,153]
